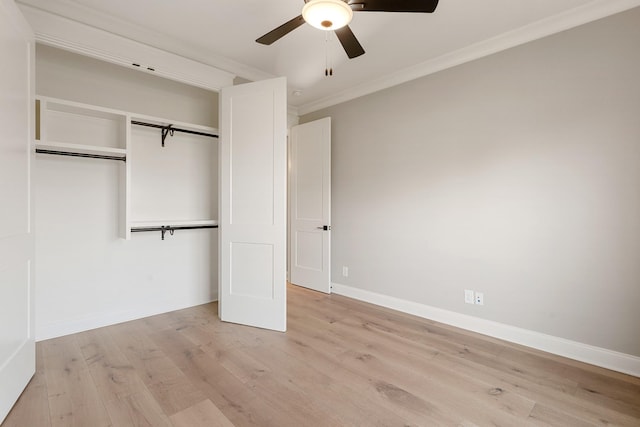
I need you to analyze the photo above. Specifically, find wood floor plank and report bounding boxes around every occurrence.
[164,345,302,427]
[4,284,639,426]
[190,315,421,425]
[527,403,599,426]
[34,340,49,386]
[433,349,640,426]
[262,314,462,425]
[333,307,581,396]
[200,342,271,385]
[567,361,640,412]
[574,384,640,419]
[76,327,179,426]
[246,341,441,426]
[76,328,146,401]
[41,335,112,427]
[291,303,537,425]
[169,399,234,427]
[326,330,536,426]
[108,321,208,416]
[102,391,172,427]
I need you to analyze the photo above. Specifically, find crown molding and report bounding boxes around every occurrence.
[297,0,640,116]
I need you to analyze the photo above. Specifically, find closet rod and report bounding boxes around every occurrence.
[131,120,218,139]
[36,148,126,162]
[131,224,218,240]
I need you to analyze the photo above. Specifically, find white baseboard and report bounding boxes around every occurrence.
[331,282,640,377]
[36,297,216,342]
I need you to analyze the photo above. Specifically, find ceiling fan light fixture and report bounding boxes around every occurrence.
[302,0,353,31]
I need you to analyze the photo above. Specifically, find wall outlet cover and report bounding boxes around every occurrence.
[464,289,475,304]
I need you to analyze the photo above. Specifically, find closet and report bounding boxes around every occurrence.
[34,45,221,340]
[4,4,287,418]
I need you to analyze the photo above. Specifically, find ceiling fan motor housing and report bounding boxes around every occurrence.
[302,0,354,30]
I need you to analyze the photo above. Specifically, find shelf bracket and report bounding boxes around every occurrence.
[161,125,174,147]
[160,226,175,240]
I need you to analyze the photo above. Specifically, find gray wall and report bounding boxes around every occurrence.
[302,8,640,357]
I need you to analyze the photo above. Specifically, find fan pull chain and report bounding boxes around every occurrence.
[324,32,333,77]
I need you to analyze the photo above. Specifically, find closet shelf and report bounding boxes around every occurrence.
[35,141,127,157]
[41,97,128,121]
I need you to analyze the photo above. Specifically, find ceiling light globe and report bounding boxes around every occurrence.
[302,0,353,31]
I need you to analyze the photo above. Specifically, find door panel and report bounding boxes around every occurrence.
[290,117,331,294]
[219,77,287,332]
[0,262,30,362]
[0,0,35,422]
[229,90,275,225]
[230,242,274,299]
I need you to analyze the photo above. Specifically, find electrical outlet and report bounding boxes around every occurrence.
[342,266,349,277]
[464,289,475,304]
[475,292,484,306]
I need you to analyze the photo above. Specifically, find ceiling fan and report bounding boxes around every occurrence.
[256,0,440,59]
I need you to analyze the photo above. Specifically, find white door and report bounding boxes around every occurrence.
[290,118,332,293]
[219,77,287,332]
[0,0,35,423]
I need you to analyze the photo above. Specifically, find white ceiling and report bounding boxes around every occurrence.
[16,0,640,114]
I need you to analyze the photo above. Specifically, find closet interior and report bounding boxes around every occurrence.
[34,44,221,340]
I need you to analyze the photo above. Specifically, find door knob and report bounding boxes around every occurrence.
[316,225,331,230]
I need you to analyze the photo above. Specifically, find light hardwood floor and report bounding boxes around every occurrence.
[4,284,640,426]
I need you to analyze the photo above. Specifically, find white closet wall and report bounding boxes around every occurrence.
[35,45,219,340]
[36,45,218,126]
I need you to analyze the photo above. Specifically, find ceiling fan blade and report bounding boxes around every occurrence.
[334,25,365,59]
[349,0,439,13]
[256,15,306,45]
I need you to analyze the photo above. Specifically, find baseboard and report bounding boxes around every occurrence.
[36,297,217,342]
[331,282,640,377]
